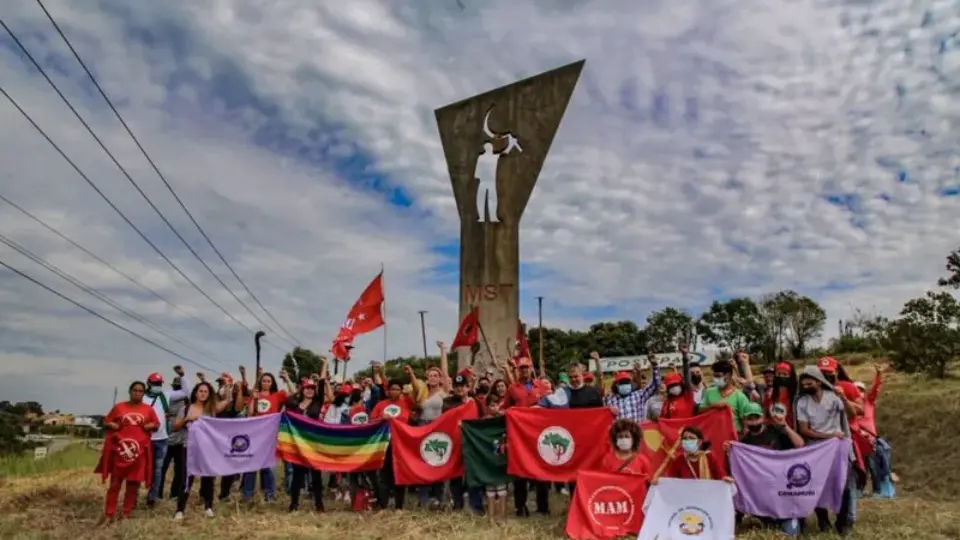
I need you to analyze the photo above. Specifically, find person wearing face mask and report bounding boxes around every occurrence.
[601,419,652,476]
[657,426,733,483]
[603,352,661,422]
[763,362,798,427]
[687,361,707,405]
[660,372,697,420]
[443,375,485,514]
[725,402,804,536]
[700,360,752,432]
[795,365,857,535]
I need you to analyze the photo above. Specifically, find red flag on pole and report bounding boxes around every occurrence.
[331,272,384,361]
[451,306,480,349]
[514,320,531,360]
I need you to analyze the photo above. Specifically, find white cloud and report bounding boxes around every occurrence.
[0,0,957,412]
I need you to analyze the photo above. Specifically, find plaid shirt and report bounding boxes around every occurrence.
[604,369,662,422]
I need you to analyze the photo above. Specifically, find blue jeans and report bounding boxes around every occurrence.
[242,468,276,501]
[147,439,168,503]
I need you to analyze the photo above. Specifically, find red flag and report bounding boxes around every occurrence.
[391,403,479,485]
[450,306,479,349]
[514,320,531,360]
[639,407,738,476]
[94,402,158,487]
[565,470,649,540]
[331,272,384,360]
[506,407,614,482]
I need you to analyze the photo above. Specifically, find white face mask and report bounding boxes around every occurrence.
[668,386,682,396]
[616,437,633,451]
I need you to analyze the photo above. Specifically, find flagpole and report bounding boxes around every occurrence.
[381,262,387,364]
[476,320,496,368]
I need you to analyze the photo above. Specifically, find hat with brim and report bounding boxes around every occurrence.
[743,402,764,418]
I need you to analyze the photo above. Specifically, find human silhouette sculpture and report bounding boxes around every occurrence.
[476,106,523,223]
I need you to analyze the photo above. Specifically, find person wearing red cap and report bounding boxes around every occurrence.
[660,372,696,420]
[763,362,798,428]
[604,352,662,422]
[501,354,550,516]
[143,366,191,508]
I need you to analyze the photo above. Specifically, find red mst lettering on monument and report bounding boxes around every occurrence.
[463,284,514,303]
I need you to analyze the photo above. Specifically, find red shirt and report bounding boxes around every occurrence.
[601,450,652,476]
[372,396,413,424]
[504,381,542,409]
[348,403,370,424]
[763,389,795,427]
[249,390,287,416]
[661,393,696,419]
[663,451,725,480]
[96,401,159,483]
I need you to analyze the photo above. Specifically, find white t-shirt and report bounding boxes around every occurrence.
[148,377,190,441]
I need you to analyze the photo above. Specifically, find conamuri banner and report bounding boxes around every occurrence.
[587,351,718,374]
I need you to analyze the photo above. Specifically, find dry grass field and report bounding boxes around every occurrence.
[1,359,958,539]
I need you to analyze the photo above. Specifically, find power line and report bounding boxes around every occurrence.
[0,231,231,369]
[0,19,297,351]
[0,190,238,345]
[0,257,218,372]
[32,0,305,347]
[0,86,285,355]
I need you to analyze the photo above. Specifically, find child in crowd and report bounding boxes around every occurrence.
[483,394,509,523]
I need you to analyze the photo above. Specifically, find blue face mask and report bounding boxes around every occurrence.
[681,439,700,453]
[713,376,726,388]
[617,383,632,396]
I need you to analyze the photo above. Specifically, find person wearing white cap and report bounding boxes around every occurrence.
[143,366,191,508]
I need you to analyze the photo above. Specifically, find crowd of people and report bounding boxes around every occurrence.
[96,343,896,537]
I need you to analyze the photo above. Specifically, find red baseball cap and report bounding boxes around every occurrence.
[817,356,838,374]
[584,373,595,382]
[340,383,354,395]
[516,357,533,368]
[146,372,163,385]
[614,371,632,382]
[457,368,474,377]
[664,373,683,386]
[300,378,316,388]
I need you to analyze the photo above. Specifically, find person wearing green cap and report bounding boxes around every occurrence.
[726,399,806,536]
[557,373,570,386]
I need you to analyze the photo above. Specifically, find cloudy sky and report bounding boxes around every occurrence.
[1,1,957,413]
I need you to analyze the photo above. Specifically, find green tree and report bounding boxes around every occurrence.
[696,298,765,353]
[781,291,827,358]
[759,292,791,360]
[883,291,960,379]
[280,347,325,383]
[645,307,694,353]
[583,321,648,357]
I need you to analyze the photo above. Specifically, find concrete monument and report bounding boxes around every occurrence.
[435,60,585,370]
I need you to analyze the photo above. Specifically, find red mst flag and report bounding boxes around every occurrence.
[450,306,479,349]
[391,403,479,485]
[565,470,649,540]
[506,407,614,482]
[514,320,531,360]
[639,407,738,476]
[331,272,384,360]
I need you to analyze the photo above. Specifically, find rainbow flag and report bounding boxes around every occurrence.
[277,412,390,472]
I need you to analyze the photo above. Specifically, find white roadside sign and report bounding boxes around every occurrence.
[587,351,717,373]
[34,446,48,460]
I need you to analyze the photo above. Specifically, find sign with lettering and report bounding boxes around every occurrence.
[462,283,514,303]
[587,351,717,373]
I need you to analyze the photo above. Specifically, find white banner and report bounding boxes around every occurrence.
[588,351,717,373]
[637,478,736,540]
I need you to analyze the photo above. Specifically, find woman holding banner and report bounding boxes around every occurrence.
[172,380,231,520]
[285,377,326,513]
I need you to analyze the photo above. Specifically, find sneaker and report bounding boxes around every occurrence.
[335,492,344,502]
[204,508,215,518]
[344,493,351,505]
[561,487,570,496]
[173,512,184,521]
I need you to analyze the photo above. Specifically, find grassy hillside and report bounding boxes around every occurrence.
[0,358,957,539]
